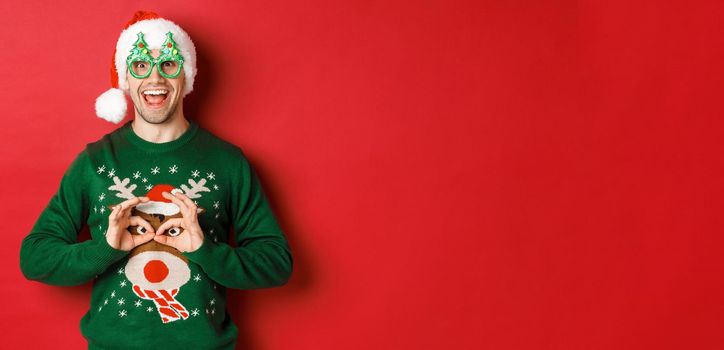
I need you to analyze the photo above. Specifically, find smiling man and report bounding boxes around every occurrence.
[19,11,292,349]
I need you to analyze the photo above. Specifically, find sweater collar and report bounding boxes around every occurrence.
[122,119,198,153]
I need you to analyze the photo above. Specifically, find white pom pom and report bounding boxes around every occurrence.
[95,88,127,124]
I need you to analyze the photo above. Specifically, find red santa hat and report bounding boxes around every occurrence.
[135,184,183,216]
[95,11,197,123]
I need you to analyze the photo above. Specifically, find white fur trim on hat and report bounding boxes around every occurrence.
[135,200,204,216]
[114,18,197,96]
[135,201,181,216]
[95,88,128,124]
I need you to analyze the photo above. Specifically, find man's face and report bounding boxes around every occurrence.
[125,49,185,124]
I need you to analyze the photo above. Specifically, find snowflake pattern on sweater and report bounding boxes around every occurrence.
[93,163,224,324]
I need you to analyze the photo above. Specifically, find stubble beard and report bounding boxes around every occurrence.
[135,103,178,125]
[133,93,179,125]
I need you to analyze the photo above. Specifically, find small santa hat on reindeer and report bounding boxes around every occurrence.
[135,184,205,215]
[135,184,184,216]
[95,10,197,123]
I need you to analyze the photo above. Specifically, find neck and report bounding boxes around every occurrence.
[131,112,190,143]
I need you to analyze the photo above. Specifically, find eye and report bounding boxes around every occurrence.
[167,227,183,237]
[133,226,147,234]
[160,61,179,76]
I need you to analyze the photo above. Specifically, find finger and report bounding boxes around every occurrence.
[109,203,122,222]
[153,233,170,246]
[117,197,141,214]
[124,197,151,219]
[133,231,156,246]
[156,218,184,236]
[161,192,189,214]
[173,192,198,219]
[117,197,149,217]
[129,216,155,233]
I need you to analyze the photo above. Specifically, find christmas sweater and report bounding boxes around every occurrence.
[19,120,293,349]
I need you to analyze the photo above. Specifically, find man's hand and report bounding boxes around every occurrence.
[106,196,155,251]
[154,191,205,253]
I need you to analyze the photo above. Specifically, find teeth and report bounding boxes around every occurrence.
[143,90,168,95]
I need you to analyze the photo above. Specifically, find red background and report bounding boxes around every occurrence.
[2,0,724,349]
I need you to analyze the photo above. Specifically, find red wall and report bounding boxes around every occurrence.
[3,1,724,349]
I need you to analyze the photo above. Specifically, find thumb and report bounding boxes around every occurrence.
[153,234,169,245]
[133,232,155,247]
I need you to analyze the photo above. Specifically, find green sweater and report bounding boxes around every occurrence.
[19,120,292,349]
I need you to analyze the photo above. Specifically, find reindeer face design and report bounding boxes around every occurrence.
[130,211,185,237]
[108,177,210,323]
[124,208,202,291]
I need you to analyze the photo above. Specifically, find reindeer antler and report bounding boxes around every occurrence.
[180,178,210,199]
[108,176,138,199]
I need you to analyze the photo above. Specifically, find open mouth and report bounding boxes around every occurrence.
[142,89,169,109]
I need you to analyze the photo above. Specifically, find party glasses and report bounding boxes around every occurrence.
[126,32,185,79]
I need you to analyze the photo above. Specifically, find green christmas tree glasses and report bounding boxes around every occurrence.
[126,32,185,79]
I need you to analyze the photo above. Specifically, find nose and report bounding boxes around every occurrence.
[147,63,166,83]
[143,259,169,283]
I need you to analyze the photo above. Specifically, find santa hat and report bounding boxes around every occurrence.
[135,184,183,216]
[95,11,197,123]
[134,183,204,215]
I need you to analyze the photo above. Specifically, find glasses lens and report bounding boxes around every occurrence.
[131,61,152,77]
[160,61,181,77]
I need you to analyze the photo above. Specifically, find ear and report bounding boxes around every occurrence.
[196,207,205,215]
[124,71,132,93]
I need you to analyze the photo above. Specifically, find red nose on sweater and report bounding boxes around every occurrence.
[143,260,169,283]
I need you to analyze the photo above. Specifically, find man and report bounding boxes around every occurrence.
[19,11,292,349]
